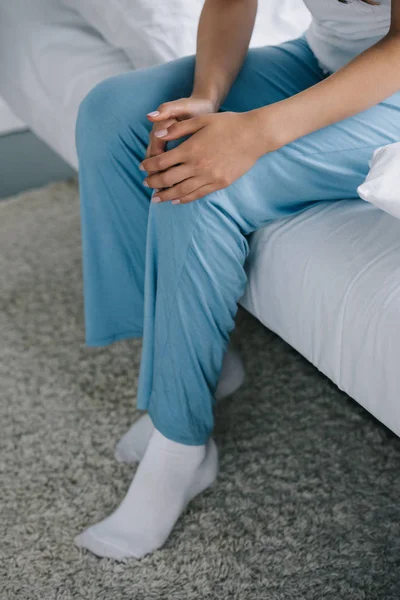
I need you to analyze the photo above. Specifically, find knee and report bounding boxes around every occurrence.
[76,78,115,155]
[75,75,143,161]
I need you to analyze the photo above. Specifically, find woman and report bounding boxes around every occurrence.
[75,0,400,559]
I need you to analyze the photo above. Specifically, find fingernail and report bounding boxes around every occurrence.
[143,179,149,187]
[139,163,145,171]
[152,196,161,203]
[154,129,168,138]
[147,111,160,117]
[172,199,181,205]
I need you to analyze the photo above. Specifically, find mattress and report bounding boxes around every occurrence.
[241,201,400,438]
[1,0,400,436]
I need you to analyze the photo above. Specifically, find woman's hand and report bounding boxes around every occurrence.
[140,110,277,204]
[145,96,218,159]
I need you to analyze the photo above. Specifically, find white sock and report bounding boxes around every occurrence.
[115,346,244,464]
[213,346,245,401]
[75,429,218,560]
[115,410,154,464]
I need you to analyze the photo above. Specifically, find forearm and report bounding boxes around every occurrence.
[251,31,400,150]
[192,0,257,108]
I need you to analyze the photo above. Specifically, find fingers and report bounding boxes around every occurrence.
[145,165,193,190]
[145,132,163,160]
[151,181,217,205]
[140,144,184,173]
[151,177,202,203]
[151,117,206,142]
[144,116,204,161]
[141,117,204,171]
[145,117,177,159]
[146,99,197,122]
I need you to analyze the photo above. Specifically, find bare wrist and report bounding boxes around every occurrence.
[191,88,222,112]
[244,107,287,158]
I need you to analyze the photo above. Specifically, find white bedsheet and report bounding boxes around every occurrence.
[1,0,399,436]
[241,200,400,437]
[0,0,310,168]
[0,0,133,167]
[0,97,25,135]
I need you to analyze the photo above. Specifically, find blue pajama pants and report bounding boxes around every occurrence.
[76,37,400,445]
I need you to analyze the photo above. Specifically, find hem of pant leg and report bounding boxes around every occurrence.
[148,403,209,446]
[86,329,143,347]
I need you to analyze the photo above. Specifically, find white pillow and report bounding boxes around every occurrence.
[62,0,311,69]
[357,142,400,220]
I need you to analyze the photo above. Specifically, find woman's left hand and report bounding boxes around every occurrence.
[139,111,277,204]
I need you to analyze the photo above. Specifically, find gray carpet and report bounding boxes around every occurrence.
[1,180,400,600]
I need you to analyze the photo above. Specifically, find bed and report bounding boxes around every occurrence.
[0,97,25,135]
[1,0,400,436]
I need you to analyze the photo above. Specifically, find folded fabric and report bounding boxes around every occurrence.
[357,142,400,220]
[62,0,311,69]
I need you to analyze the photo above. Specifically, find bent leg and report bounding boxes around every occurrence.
[77,34,400,448]
[140,88,400,445]
[76,55,197,344]
[76,35,400,559]
[76,37,324,345]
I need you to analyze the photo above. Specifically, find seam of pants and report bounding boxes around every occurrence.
[288,142,381,159]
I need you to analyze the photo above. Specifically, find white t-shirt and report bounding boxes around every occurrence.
[303,0,391,73]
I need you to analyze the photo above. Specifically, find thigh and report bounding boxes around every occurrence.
[205,88,400,235]
[78,36,324,149]
[221,36,325,113]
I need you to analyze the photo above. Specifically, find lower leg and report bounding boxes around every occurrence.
[115,344,245,464]
[76,192,249,559]
[77,42,320,558]
[77,345,243,557]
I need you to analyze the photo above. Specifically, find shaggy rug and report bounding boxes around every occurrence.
[1,180,400,600]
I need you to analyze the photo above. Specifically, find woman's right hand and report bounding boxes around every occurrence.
[145,96,219,159]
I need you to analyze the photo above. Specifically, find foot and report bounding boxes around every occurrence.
[115,346,244,464]
[75,429,218,560]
